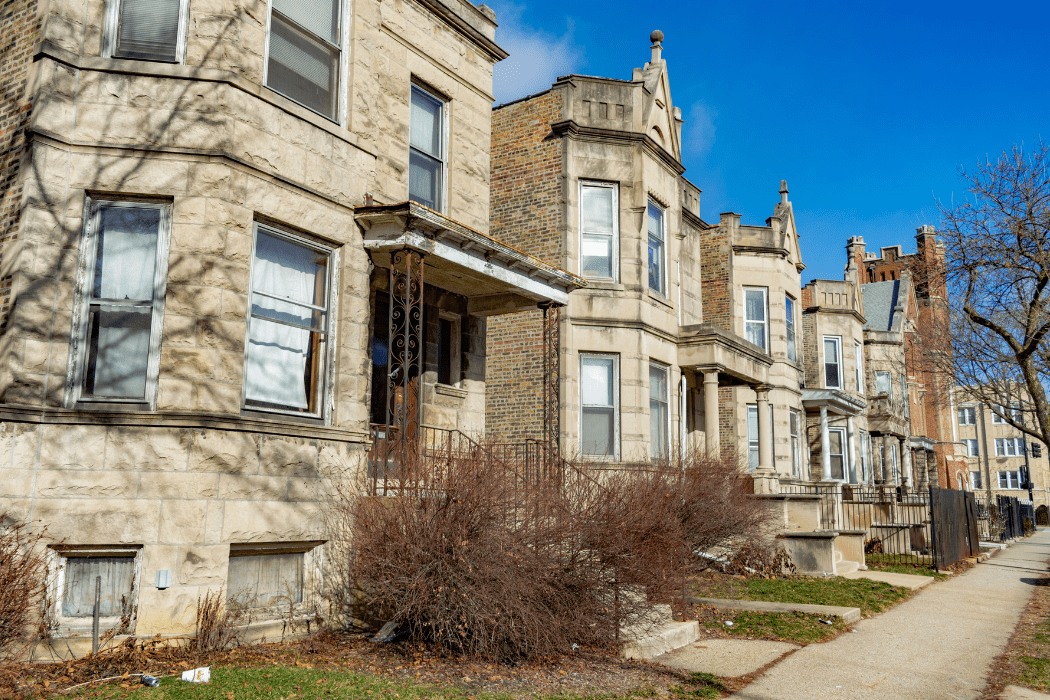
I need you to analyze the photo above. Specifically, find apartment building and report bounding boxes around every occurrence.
[486,33,805,493]
[0,0,588,648]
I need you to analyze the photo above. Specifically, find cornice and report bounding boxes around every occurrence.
[549,120,686,176]
[411,0,509,61]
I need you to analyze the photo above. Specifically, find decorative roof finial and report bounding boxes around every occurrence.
[779,179,789,205]
[651,30,664,63]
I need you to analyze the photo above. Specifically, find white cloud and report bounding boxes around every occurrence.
[682,99,717,161]
[488,2,583,104]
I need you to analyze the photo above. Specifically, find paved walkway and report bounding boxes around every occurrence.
[732,530,1050,699]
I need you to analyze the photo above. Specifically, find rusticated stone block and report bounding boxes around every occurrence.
[177,544,229,586]
[260,436,318,477]
[188,429,259,474]
[218,473,288,501]
[140,471,219,499]
[35,469,138,499]
[159,499,210,543]
[38,424,107,470]
[33,498,162,543]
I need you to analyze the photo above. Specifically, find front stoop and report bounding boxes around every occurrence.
[621,603,701,659]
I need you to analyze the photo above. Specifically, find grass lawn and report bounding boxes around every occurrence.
[696,608,847,646]
[863,553,948,580]
[689,573,911,618]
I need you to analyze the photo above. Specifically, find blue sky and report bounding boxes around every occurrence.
[486,0,1050,283]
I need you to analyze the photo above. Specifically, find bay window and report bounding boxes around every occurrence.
[266,0,343,119]
[74,199,171,406]
[409,85,446,211]
[580,182,617,279]
[744,287,768,351]
[786,295,797,362]
[243,224,331,416]
[580,354,618,458]
[647,200,665,294]
[104,0,188,62]
[823,336,842,389]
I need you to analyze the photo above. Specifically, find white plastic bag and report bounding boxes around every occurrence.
[181,667,211,683]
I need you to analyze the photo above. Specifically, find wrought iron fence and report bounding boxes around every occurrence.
[977,495,1035,541]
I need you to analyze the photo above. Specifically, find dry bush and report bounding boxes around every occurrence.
[345,443,775,659]
[0,515,49,660]
[192,588,241,652]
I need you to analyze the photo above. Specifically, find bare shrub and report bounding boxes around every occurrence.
[345,441,775,659]
[192,588,241,652]
[0,515,49,660]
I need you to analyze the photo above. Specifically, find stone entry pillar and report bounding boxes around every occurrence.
[704,371,720,458]
[847,416,857,484]
[900,437,913,487]
[753,385,778,494]
[820,405,832,481]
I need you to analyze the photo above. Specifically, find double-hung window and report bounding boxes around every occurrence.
[823,336,843,389]
[74,199,171,406]
[790,410,803,478]
[827,427,846,481]
[785,295,797,362]
[995,438,1025,457]
[580,354,618,458]
[409,85,446,212]
[854,342,864,394]
[964,439,980,457]
[970,470,982,489]
[860,429,871,483]
[266,0,343,120]
[958,406,976,425]
[875,371,892,397]
[580,182,617,279]
[104,0,189,62]
[243,224,332,417]
[999,470,1021,489]
[991,404,1018,424]
[649,362,670,461]
[647,200,666,294]
[744,287,768,351]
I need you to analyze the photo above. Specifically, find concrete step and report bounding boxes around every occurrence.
[622,620,701,659]
[835,560,860,575]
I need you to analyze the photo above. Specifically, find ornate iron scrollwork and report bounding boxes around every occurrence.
[540,302,562,464]
[385,249,425,480]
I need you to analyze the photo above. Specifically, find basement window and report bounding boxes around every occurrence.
[52,546,141,634]
[227,544,319,610]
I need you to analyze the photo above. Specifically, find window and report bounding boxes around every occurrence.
[964,439,980,457]
[744,287,768,351]
[786,295,797,362]
[649,362,670,460]
[790,410,803,478]
[970,471,982,489]
[827,427,846,481]
[860,429,871,483]
[823,336,843,389]
[436,313,461,386]
[580,182,618,279]
[958,406,976,425]
[74,199,171,405]
[890,442,899,482]
[901,375,909,416]
[875,371,892,398]
[746,403,773,471]
[244,225,331,416]
[991,404,1020,424]
[227,545,311,609]
[105,0,188,62]
[581,354,618,458]
[998,470,1022,489]
[265,0,343,119]
[54,547,140,630]
[647,201,666,294]
[854,342,864,394]
[995,438,1025,457]
[409,85,446,211]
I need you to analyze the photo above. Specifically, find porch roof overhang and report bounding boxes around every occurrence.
[677,324,771,386]
[356,202,586,315]
[801,388,867,416]
[910,435,937,451]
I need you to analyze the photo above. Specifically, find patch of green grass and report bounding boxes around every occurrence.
[1019,655,1050,690]
[864,554,948,580]
[669,673,726,700]
[693,575,910,618]
[701,611,845,646]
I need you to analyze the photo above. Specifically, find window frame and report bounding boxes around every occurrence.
[859,428,871,483]
[241,221,337,421]
[998,470,1021,489]
[746,402,774,472]
[743,286,769,352]
[435,311,462,388]
[407,82,449,213]
[875,370,892,398]
[785,294,797,363]
[970,470,982,489]
[49,545,142,636]
[790,409,803,478]
[823,335,843,390]
[648,361,671,461]
[964,438,979,458]
[68,197,172,410]
[578,180,619,281]
[102,0,190,63]
[646,199,667,296]
[579,353,620,460]
[854,341,864,394]
[262,0,350,123]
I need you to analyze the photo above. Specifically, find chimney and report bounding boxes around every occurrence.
[845,236,866,284]
[650,29,664,63]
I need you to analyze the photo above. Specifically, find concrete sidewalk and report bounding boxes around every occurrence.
[732,530,1050,699]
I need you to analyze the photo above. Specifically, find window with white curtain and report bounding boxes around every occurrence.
[649,362,669,461]
[265,0,343,119]
[875,371,892,398]
[75,199,171,405]
[785,295,797,362]
[580,354,618,458]
[744,287,768,351]
[409,85,446,211]
[823,336,842,389]
[580,182,617,279]
[104,0,188,62]
[647,201,666,294]
[59,550,139,619]
[243,225,331,416]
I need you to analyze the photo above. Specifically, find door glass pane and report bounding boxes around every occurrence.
[85,306,152,398]
[267,13,338,118]
[116,0,180,61]
[582,407,614,456]
[830,430,844,480]
[95,206,159,301]
[273,0,338,43]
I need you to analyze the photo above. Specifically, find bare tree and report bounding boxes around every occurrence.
[933,142,1050,447]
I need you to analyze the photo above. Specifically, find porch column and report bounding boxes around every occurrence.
[875,436,886,484]
[901,438,913,487]
[847,416,857,484]
[820,405,832,481]
[704,371,720,458]
[756,387,772,472]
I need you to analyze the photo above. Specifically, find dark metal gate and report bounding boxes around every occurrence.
[930,486,980,571]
